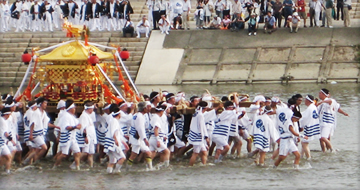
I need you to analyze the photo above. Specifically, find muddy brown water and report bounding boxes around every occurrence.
[0,83,359,189]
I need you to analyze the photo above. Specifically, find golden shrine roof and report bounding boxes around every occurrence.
[38,41,113,62]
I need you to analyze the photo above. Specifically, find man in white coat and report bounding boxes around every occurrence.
[127,102,153,170]
[136,15,150,38]
[54,99,82,170]
[78,101,97,168]
[188,101,210,166]
[158,14,170,34]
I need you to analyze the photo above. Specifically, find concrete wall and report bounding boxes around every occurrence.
[154,28,359,84]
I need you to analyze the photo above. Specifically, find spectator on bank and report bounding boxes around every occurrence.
[264,11,276,34]
[343,0,351,27]
[313,0,322,27]
[209,15,222,28]
[324,0,334,28]
[230,13,245,32]
[182,0,191,30]
[270,0,283,28]
[194,5,204,29]
[123,17,135,37]
[172,14,183,30]
[232,0,242,20]
[287,12,301,33]
[296,0,307,27]
[136,16,150,38]
[283,0,293,27]
[336,0,344,21]
[309,0,316,27]
[203,0,213,27]
[221,15,231,29]
[158,14,170,34]
[245,12,258,36]
[223,0,232,19]
[214,0,224,20]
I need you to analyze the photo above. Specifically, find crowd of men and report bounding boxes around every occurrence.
[0,88,349,174]
[0,0,354,35]
[0,0,135,33]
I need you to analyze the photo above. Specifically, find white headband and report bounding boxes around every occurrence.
[238,96,247,102]
[321,90,329,97]
[202,95,212,102]
[155,107,164,111]
[66,103,75,111]
[2,94,10,102]
[84,105,95,109]
[30,104,37,109]
[166,95,175,100]
[292,115,301,119]
[5,102,15,108]
[271,97,280,103]
[1,111,11,115]
[306,95,314,103]
[112,110,121,116]
[103,104,111,110]
[150,94,159,101]
[120,102,132,108]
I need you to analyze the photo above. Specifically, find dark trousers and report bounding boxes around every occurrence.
[274,12,282,28]
[123,27,134,37]
[223,10,230,18]
[309,8,315,26]
[283,8,293,27]
[248,24,257,33]
[336,3,343,20]
[152,11,160,29]
[231,22,244,30]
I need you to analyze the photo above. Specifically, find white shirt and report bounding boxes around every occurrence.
[211,17,222,25]
[158,17,169,26]
[182,0,191,12]
[215,1,224,11]
[0,117,10,147]
[79,111,97,144]
[59,111,79,146]
[109,2,115,15]
[137,19,150,27]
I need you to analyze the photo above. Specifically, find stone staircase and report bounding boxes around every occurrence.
[0,31,148,87]
[0,0,150,87]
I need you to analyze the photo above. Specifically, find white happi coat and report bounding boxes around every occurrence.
[252,113,279,152]
[300,103,320,141]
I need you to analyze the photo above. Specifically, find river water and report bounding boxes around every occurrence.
[0,83,359,189]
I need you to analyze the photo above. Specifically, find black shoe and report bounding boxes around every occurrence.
[321,25,325,27]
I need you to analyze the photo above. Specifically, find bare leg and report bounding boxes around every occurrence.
[246,139,252,152]
[274,155,287,167]
[189,152,199,166]
[293,151,301,165]
[301,142,311,159]
[271,147,279,160]
[34,144,48,162]
[54,154,66,167]
[74,152,81,167]
[87,154,94,167]
[200,151,208,165]
[209,142,216,156]
[320,137,332,152]
[259,151,266,165]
